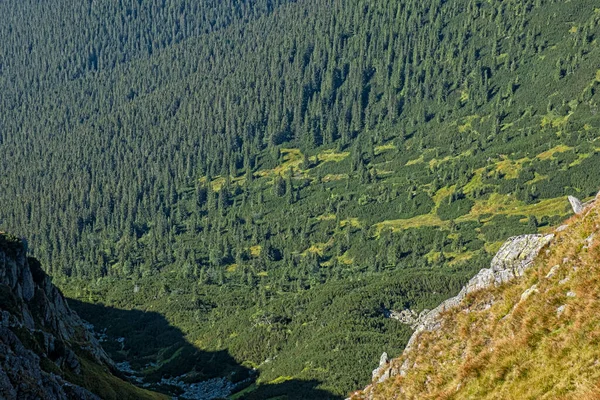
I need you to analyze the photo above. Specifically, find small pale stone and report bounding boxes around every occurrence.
[556,305,566,317]
[520,284,538,301]
[566,291,576,297]
[556,224,569,232]
[546,265,560,279]
[559,277,570,285]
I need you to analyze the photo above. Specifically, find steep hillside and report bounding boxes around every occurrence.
[0,233,166,400]
[353,194,600,399]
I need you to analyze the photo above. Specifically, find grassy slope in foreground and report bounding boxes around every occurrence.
[354,198,600,399]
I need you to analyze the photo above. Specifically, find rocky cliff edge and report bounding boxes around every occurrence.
[354,192,600,399]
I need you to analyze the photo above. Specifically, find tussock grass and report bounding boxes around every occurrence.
[354,203,600,399]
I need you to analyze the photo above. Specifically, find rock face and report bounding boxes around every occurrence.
[0,233,111,399]
[568,196,584,214]
[371,233,554,383]
[383,308,429,329]
[568,194,596,214]
[371,352,389,382]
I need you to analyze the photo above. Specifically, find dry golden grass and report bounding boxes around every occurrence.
[353,202,600,400]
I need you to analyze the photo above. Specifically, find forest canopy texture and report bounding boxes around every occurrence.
[1,0,600,396]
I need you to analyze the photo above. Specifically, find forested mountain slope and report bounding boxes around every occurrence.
[353,195,600,399]
[1,0,600,397]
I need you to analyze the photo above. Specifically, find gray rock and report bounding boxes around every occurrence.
[556,224,569,232]
[520,284,538,301]
[371,352,389,381]
[568,196,584,214]
[387,234,554,381]
[0,235,111,398]
[559,277,570,285]
[385,309,429,329]
[546,265,560,279]
[21,266,34,302]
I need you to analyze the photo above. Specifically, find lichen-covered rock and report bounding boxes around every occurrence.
[371,352,389,381]
[569,196,584,214]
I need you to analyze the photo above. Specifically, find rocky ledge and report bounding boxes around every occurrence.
[0,234,111,399]
[369,232,554,386]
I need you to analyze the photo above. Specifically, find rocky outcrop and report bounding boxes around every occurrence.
[365,233,554,388]
[0,233,111,399]
[371,352,389,382]
[383,308,429,329]
[568,194,596,214]
[400,234,553,357]
[568,196,584,214]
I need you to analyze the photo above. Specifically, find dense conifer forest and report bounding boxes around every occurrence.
[1,0,600,397]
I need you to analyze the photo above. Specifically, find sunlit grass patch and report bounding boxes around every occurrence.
[374,213,448,235]
[322,173,348,182]
[432,185,456,208]
[464,194,569,220]
[463,168,485,195]
[526,172,548,185]
[536,144,573,160]
[494,156,529,179]
[249,245,262,257]
[226,264,238,273]
[569,152,591,167]
[337,252,354,265]
[340,218,361,228]
[375,143,397,155]
[540,112,574,130]
[315,149,350,163]
[406,155,424,166]
[256,148,304,179]
[316,213,336,221]
[302,238,335,256]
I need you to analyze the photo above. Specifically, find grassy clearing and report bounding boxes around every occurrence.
[425,250,476,265]
[316,214,337,221]
[226,264,238,273]
[68,358,168,400]
[374,214,449,235]
[302,238,335,256]
[315,149,350,163]
[526,172,548,184]
[229,383,258,399]
[462,168,485,195]
[462,193,569,220]
[536,144,573,160]
[432,185,456,208]
[494,157,529,179]
[569,152,591,167]
[340,218,361,228]
[405,155,424,166]
[257,148,304,179]
[249,245,262,257]
[375,143,397,155]
[540,112,574,130]
[322,173,348,182]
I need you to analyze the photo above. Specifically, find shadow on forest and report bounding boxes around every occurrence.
[68,299,343,400]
